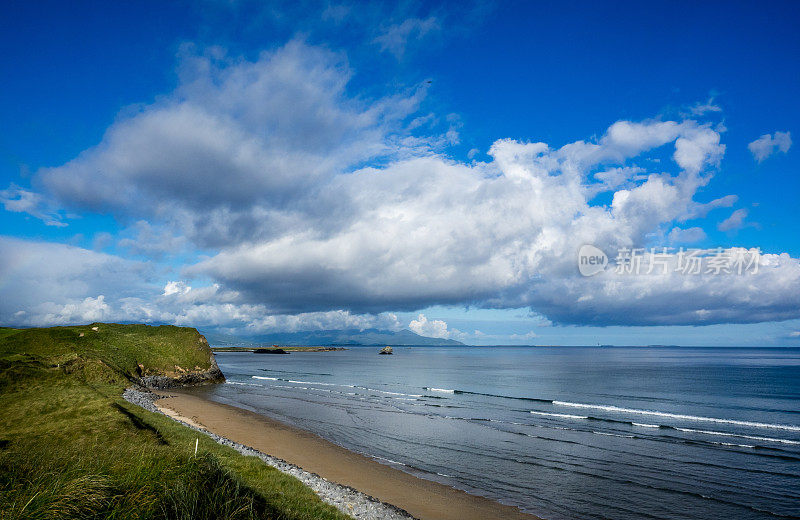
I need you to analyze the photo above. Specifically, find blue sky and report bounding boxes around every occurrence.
[1,0,799,345]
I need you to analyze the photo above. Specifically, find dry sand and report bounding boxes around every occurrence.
[154,391,539,520]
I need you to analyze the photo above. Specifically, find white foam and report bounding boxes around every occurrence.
[372,455,407,466]
[594,431,634,438]
[252,376,278,380]
[712,441,755,448]
[355,386,422,397]
[287,379,337,386]
[530,411,587,420]
[552,401,800,432]
[428,388,455,394]
[673,427,800,445]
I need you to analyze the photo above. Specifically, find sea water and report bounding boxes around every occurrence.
[193,346,800,520]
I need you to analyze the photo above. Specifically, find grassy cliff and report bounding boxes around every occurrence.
[0,323,221,385]
[0,324,349,520]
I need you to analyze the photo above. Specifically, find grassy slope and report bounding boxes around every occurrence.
[0,324,349,520]
[0,323,215,377]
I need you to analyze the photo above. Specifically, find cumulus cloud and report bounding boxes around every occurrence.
[163,281,191,296]
[35,40,436,248]
[526,248,800,326]
[409,313,450,339]
[189,115,800,325]
[748,131,792,162]
[189,117,738,320]
[0,236,403,332]
[0,237,154,325]
[31,296,112,326]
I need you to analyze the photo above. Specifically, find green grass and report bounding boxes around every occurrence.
[0,324,350,520]
[0,323,216,378]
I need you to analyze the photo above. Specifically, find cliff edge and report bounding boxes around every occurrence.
[0,323,225,389]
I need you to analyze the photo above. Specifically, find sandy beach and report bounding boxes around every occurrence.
[153,390,539,520]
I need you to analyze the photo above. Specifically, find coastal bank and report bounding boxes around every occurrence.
[0,323,537,520]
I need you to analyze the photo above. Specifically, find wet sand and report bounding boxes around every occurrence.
[154,391,540,520]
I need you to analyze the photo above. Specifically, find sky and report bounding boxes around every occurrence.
[1,0,800,345]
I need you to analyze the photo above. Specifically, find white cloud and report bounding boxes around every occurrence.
[532,248,800,326]
[0,237,156,326]
[692,194,738,218]
[0,184,66,227]
[688,96,722,116]
[92,231,113,251]
[668,226,707,244]
[409,313,450,339]
[592,166,646,192]
[3,42,799,330]
[374,17,439,58]
[163,281,191,296]
[718,208,748,232]
[188,116,800,325]
[673,125,725,174]
[748,131,792,162]
[117,221,189,257]
[34,40,436,248]
[247,310,401,334]
[0,236,404,333]
[33,296,112,326]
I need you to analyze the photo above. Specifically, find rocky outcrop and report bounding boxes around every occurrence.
[138,364,225,389]
[138,333,226,389]
[379,346,393,355]
[253,348,289,354]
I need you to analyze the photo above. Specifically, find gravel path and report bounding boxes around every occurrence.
[123,388,415,520]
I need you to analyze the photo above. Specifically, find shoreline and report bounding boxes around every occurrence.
[136,388,540,520]
[124,388,412,520]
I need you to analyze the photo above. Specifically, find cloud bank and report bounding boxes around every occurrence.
[3,41,800,333]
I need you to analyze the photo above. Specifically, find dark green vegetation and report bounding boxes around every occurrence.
[0,324,349,520]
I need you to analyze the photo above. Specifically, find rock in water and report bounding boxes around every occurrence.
[379,346,393,355]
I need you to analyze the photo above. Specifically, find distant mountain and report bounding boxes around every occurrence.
[202,328,464,346]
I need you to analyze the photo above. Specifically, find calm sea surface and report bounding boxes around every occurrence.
[194,347,800,520]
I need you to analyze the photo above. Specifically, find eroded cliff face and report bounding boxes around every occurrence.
[136,333,226,389]
[137,364,225,389]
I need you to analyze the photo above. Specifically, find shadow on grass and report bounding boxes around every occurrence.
[160,453,284,520]
[111,403,170,445]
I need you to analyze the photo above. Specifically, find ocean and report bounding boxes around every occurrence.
[193,346,800,520]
